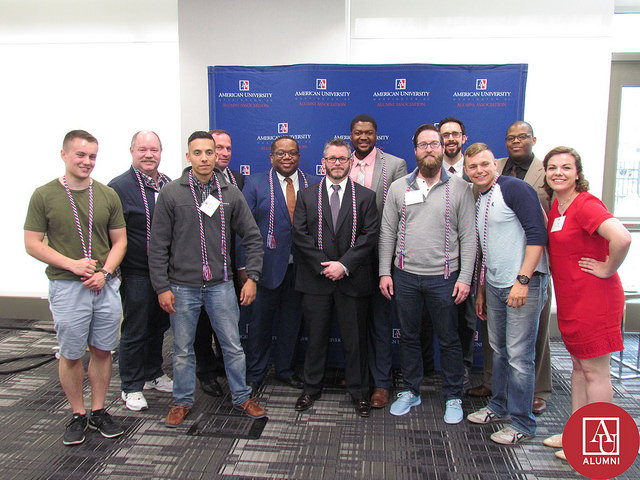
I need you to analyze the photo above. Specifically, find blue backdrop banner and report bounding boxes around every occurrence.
[208,63,527,370]
[208,63,527,175]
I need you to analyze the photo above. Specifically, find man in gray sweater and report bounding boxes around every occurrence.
[379,124,476,423]
[149,131,265,427]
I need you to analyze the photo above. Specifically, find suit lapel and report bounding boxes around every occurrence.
[523,157,544,188]
[320,182,334,234]
[496,157,507,175]
[272,170,291,222]
[370,148,383,193]
[335,180,352,234]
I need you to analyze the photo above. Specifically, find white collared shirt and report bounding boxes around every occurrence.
[325,176,349,206]
[445,156,465,177]
[276,170,299,198]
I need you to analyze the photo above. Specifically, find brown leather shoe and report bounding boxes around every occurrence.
[165,405,190,427]
[294,393,320,412]
[466,385,492,397]
[370,388,389,408]
[235,398,266,419]
[532,397,547,414]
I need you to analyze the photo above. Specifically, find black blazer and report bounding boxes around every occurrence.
[292,179,378,297]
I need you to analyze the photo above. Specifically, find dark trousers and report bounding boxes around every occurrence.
[367,290,393,389]
[119,274,170,392]
[393,269,464,400]
[302,290,369,401]
[246,265,303,383]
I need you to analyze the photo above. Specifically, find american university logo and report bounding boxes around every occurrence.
[240,165,251,175]
[476,79,487,90]
[239,80,250,91]
[278,123,288,134]
[583,418,619,456]
[316,78,327,90]
[316,165,325,176]
[395,78,406,90]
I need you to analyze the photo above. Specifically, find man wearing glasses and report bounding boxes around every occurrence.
[439,116,468,178]
[349,114,407,410]
[241,136,319,393]
[379,124,475,423]
[292,138,378,417]
[468,121,553,416]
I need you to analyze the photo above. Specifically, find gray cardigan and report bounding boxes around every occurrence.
[149,167,263,294]
[378,167,476,285]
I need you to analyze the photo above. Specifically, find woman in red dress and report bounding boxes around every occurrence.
[542,146,631,460]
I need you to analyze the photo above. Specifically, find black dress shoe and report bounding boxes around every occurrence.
[354,399,371,417]
[199,378,223,397]
[276,375,304,389]
[294,393,320,412]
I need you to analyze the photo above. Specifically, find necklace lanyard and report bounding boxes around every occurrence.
[475,174,499,286]
[267,168,308,249]
[132,169,169,254]
[62,176,99,295]
[397,176,451,277]
[316,177,357,250]
[188,170,228,282]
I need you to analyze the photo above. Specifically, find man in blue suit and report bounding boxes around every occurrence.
[241,136,319,392]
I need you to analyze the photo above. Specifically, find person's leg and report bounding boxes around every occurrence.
[145,283,170,382]
[301,293,333,396]
[392,269,425,396]
[572,354,613,412]
[246,284,279,383]
[425,274,464,401]
[59,357,87,414]
[502,275,547,436]
[194,309,218,382]
[119,274,152,392]
[204,281,251,406]
[335,290,369,400]
[170,285,202,406]
[421,308,435,374]
[533,281,553,400]
[274,265,303,380]
[87,346,113,411]
[368,290,393,389]
[485,283,509,418]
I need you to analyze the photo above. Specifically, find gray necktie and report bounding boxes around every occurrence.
[330,184,341,230]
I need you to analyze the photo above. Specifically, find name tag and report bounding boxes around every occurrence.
[551,216,565,232]
[200,195,220,217]
[405,190,424,205]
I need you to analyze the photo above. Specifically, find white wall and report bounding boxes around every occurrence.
[3,0,636,298]
[0,0,181,296]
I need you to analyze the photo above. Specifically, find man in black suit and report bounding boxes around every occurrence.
[193,129,245,397]
[292,138,378,417]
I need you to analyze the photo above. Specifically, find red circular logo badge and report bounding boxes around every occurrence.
[563,402,639,479]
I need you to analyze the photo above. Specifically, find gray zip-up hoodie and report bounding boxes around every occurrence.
[149,167,263,294]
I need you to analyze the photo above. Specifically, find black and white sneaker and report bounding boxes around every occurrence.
[63,413,88,446]
[88,409,124,438]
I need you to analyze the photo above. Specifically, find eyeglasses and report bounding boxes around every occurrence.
[505,134,532,143]
[273,150,300,159]
[441,132,462,140]
[324,156,350,165]
[416,141,442,151]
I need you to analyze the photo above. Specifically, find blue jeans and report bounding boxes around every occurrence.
[486,274,548,437]
[170,282,251,407]
[119,274,170,392]
[393,269,464,400]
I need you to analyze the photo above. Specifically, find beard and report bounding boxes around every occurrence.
[327,164,351,182]
[444,143,461,159]
[417,155,442,178]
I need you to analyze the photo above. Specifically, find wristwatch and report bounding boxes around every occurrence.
[516,274,530,285]
[247,273,259,283]
[100,269,114,282]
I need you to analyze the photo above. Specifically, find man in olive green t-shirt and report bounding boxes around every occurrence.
[24,130,127,446]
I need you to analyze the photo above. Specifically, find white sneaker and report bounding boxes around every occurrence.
[144,374,173,393]
[121,391,148,411]
[467,407,509,424]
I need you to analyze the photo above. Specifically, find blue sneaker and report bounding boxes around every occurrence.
[389,391,421,416]
[444,398,463,424]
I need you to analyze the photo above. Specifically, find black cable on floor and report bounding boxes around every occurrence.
[0,353,57,374]
[0,324,57,373]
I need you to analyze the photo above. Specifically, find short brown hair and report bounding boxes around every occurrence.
[543,146,589,197]
[464,142,492,165]
[62,130,98,151]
